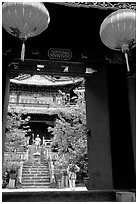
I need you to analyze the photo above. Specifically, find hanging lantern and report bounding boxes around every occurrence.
[2,2,50,61]
[100,9,136,72]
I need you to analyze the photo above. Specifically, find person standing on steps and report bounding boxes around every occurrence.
[67,161,80,191]
[35,134,41,151]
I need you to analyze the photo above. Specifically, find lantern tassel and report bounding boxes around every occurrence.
[124,52,130,72]
[21,42,25,61]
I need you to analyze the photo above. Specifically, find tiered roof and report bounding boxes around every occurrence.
[10,74,84,87]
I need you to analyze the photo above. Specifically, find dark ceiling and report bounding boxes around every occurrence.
[2,2,136,71]
[2,3,116,53]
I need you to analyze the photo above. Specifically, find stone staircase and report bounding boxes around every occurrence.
[21,161,51,188]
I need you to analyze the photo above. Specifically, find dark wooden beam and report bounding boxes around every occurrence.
[9,58,97,77]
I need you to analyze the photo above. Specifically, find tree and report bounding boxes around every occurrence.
[48,89,88,177]
[5,107,31,152]
[3,108,31,182]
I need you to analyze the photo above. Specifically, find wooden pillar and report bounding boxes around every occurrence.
[85,70,113,190]
[85,64,135,190]
[127,77,136,173]
[107,64,135,190]
[2,56,10,173]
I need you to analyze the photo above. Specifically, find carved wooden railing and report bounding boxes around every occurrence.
[4,150,28,162]
[4,149,29,184]
[9,101,77,109]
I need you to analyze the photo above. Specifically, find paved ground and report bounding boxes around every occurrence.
[2,186,88,192]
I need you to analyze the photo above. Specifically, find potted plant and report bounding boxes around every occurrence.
[2,169,10,188]
[83,169,89,188]
[7,163,19,188]
[54,161,63,188]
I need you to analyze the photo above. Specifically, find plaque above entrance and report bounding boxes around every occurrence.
[48,48,72,60]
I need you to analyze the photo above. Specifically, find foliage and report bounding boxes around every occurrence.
[4,161,20,172]
[48,90,88,177]
[5,107,31,152]
[3,108,31,182]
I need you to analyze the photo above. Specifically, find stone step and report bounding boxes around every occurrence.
[2,190,117,201]
[22,173,50,177]
[23,168,49,171]
[23,162,49,166]
[23,169,49,172]
[21,186,50,189]
[22,179,50,183]
[22,175,50,178]
[23,165,49,169]
[23,166,49,170]
[22,174,49,177]
[23,164,49,167]
[22,178,50,183]
[23,163,49,166]
[21,159,51,189]
[22,178,50,184]
[24,161,49,164]
[21,182,50,187]
[22,171,49,174]
[22,171,49,175]
[22,175,50,180]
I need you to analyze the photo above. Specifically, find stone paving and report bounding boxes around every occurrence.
[2,186,88,192]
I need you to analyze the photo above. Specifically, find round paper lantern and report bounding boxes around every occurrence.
[2,2,50,61]
[100,9,136,72]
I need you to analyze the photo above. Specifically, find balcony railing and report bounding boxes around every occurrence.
[9,101,76,108]
[8,101,77,114]
[9,102,51,108]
